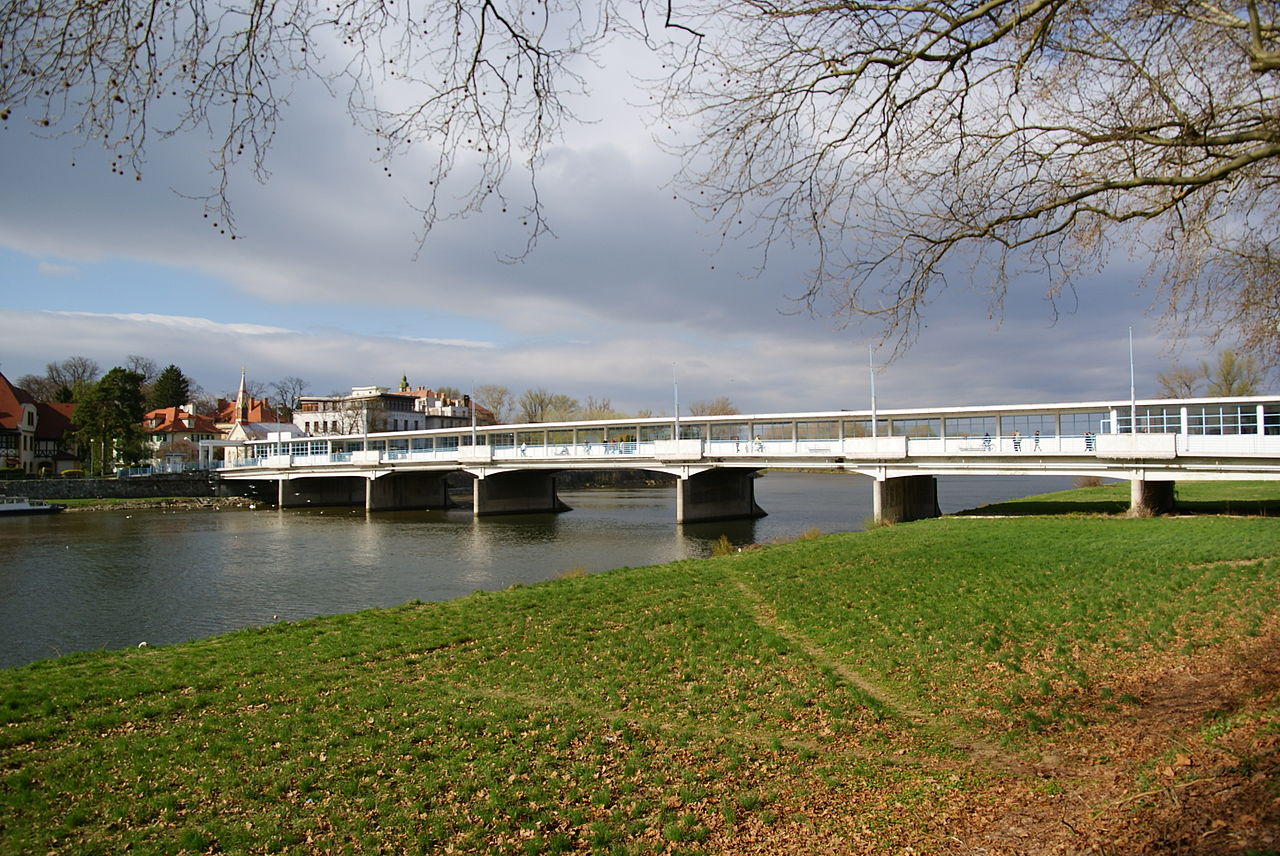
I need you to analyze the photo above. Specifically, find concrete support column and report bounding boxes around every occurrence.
[1129,479,1175,517]
[366,472,454,511]
[473,471,571,516]
[676,469,767,524]
[873,474,940,524]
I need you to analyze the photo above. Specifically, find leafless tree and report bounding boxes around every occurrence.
[7,0,1280,367]
[0,0,614,246]
[473,384,514,423]
[660,0,1280,369]
[125,355,159,386]
[517,387,579,422]
[1156,366,1203,399]
[687,396,738,416]
[580,395,625,419]
[19,356,102,400]
[271,375,309,417]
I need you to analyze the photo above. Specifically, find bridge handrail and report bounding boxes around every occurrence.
[215,429,1280,473]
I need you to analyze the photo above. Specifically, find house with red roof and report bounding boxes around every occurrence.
[142,406,224,468]
[0,371,80,475]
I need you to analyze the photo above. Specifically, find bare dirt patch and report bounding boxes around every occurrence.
[939,631,1280,855]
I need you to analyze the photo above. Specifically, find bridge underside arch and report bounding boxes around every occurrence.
[676,468,767,524]
[278,476,366,508]
[367,471,455,511]
[467,469,572,516]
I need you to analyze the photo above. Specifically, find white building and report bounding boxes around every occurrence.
[292,380,480,436]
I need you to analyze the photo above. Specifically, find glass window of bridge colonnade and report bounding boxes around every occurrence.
[606,427,637,444]
[751,422,792,441]
[1059,411,1108,436]
[1001,413,1057,437]
[796,420,840,440]
[516,431,544,447]
[1187,403,1265,435]
[890,417,941,437]
[710,422,748,442]
[577,427,606,445]
[944,415,996,438]
[639,425,673,442]
[1118,405,1183,434]
[843,418,889,437]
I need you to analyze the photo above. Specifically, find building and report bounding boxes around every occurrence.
[198,370,298,468]
[292,378,489,436]
[142,406,223,468]
[0,371,79,475]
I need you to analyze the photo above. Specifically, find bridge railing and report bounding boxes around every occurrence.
[217,430,1280,472]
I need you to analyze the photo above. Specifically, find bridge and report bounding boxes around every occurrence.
[215,395,1280,523]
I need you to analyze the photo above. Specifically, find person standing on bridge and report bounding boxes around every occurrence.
[1012,431,1022,452]
[1033,430,1041,451]
[982,432,992,451]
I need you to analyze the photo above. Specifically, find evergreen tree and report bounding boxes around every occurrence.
[149,365,193,410]
[73,368,148,475]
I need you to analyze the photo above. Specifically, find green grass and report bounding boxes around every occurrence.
[1,483,1277,853]
[957,479,1280,517]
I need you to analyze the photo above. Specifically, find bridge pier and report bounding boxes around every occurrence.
[472,470,572,516]
[278,476,366,508]
[366,472,454,511]
[676,469,767,524]
[1129,478,1176,517]
[873,475,940,524]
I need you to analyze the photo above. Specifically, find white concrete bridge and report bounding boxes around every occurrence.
[215,395,1280,523]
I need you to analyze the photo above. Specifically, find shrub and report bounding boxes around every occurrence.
[710,534,735,556]
[1073,476,1105,488]
[0,467,25,480]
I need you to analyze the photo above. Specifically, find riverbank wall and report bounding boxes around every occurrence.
[0,473,219,500]
[0,469,677,504]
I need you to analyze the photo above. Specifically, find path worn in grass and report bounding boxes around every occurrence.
[2,511,1279,854]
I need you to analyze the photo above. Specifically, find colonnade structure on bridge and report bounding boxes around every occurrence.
[210,395,1280,524]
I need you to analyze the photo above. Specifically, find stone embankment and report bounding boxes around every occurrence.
[0,472,222,501]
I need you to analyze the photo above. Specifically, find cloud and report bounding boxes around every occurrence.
[37,261,78,277]
[0,48,1221,415]
[50,312,297,337]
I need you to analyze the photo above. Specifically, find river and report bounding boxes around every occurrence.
[0,472,1075,669]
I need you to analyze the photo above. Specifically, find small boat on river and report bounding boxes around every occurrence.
[0,496,66,515]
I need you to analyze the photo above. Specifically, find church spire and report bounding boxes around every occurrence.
[236,367,248,424]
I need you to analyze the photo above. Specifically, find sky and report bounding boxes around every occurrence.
[0,40,1211,417]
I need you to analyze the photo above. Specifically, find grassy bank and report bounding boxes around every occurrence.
[2,487,1278,854]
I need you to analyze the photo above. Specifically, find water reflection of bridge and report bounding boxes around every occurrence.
[216,395,1280,523]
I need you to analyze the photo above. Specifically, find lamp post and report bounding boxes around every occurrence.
[672,363,680,442]
[869,345,878,438]
[1129,326,1137,433]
